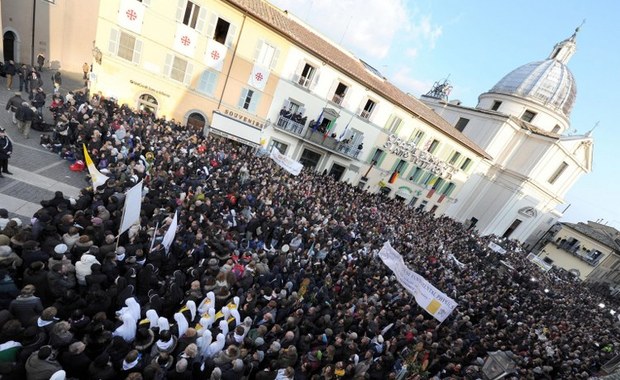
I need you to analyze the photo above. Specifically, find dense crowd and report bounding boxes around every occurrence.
[0,88,618,380]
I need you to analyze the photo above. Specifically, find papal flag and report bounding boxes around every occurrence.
[378,242,457,322]
[83,144,109,191]
[174,24,198,58]
[248,64,270,91]
[118,181,143,235]
[204,39,227,72]
[162,211,178,253]
[117,0,145,34]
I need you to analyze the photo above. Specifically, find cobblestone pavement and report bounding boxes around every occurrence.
[0,69,89,224]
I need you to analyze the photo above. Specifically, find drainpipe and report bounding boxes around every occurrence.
[217,12,247,110]
[30,0,36,66]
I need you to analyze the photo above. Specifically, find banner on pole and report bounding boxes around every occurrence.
[162,211,178,253]
[378,242,457,322]
[119,181,143,235]
[269,150,303,176]
[83,144,109,191]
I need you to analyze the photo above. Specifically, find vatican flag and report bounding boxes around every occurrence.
[83,144,109,191]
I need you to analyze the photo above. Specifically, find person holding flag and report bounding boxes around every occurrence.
[82,144,109,190]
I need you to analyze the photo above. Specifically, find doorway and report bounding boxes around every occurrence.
[3,31,16,62]
[137,93,158,115]
[187,112,206,132]
[299,148,322,170]
[503,219,522,239]
[329,163,346,181]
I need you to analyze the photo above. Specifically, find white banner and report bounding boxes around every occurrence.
[488,242,507,255]
[119,181,143,235]
[162,211,178,253]
[527,253,553,272]
[117,0,145,34]
[173,24,198,57]
[204,39,227,72]
[269,150,303,176]
[248,64,270,90]
[378,242,457,322]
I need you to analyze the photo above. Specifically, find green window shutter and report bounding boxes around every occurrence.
[376,151,387,167]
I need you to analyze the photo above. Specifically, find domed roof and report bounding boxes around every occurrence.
[489,59,576,117]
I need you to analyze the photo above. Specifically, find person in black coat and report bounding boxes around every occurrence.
[59,341,92,380]
[0,128,13,176]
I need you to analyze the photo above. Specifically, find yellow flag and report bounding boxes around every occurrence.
[83,144,109,190]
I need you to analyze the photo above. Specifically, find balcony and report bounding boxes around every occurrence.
[274,115,361,159]
[360,110,372,119]
[332,94,344,105]
[276,114,305,135]
[556,240,603,266]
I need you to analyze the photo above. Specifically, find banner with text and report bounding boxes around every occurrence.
[269,150,303,176]
[378,242,457,322]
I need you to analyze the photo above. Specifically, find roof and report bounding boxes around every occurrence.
[563,222,620,251]
[225,0,490,159]
[508,116,561,139]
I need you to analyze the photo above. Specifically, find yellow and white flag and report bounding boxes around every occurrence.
[378,242,457,322]
[83,144,109,191]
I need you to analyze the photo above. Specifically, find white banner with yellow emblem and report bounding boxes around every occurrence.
[378,242,457,322]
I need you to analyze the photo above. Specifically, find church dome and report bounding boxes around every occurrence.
[489,59,576,117]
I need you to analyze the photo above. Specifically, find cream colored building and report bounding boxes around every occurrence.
[2,0,488,216]
[2,0,99,72]
[538,221,620,285]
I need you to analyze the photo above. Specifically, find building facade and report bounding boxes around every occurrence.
[536,221,620,287]
[1,0,99,72]
[420,29,593,243]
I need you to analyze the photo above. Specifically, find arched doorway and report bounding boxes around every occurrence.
[136,93,158,115]
[186,112,206,132]
[3,31,16,62]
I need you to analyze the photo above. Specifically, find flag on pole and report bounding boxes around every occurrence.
[83,144,109,191]
[311,110,324,132]
[323,118,336,140]
[338,115,353,141]
[162,211,178,253]
[118,181,143,235]
[173,24,198,57]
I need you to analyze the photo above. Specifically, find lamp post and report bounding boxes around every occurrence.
[30,0,37,66]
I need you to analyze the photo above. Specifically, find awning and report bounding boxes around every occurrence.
[210,111,262,147]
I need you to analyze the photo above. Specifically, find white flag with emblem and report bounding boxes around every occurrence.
[174,24,198,57]
[117,0,145,34]
[248,64,269,91]
[204,39,227,72]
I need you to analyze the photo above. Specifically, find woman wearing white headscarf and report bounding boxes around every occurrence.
[113,312,137,342]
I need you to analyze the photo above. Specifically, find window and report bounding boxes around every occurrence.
[360,99,376,119]
[268,140,288,154]
[394,159,407,173]
[460,158,472,171]
[197,70,218,96]
[332,82,348,105]
[108,30,142,64]
[206,15,237,47]
[521,109,537,123]
[442,182,456,197]
[181,1,203,29]
[409,167,424,183]
[551,125,561,134]
[238,88,261,113]
[296,63,317,88]
[254,40,280,70]
[164,54,193,84]
[548,162,568,184]
[455,117,469,132]
[449,151,461,165]
[410,130,425,146]
[385,115,403,134]
[427,139,439,154]
[491,101,502,111]
[369,148,386,166]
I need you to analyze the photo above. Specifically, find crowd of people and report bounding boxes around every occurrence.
[0,87,618,380]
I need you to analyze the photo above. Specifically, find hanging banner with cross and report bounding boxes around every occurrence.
[248,64,270,91]
[204,39,227,72]
[117,0,145,34]
[173,24,198,58]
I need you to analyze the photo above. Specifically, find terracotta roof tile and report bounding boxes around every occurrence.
[226,0,490,158]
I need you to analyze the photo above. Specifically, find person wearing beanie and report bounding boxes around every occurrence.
[24,345,63,380]
[37,306,58,336]
[9,285,42,327]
